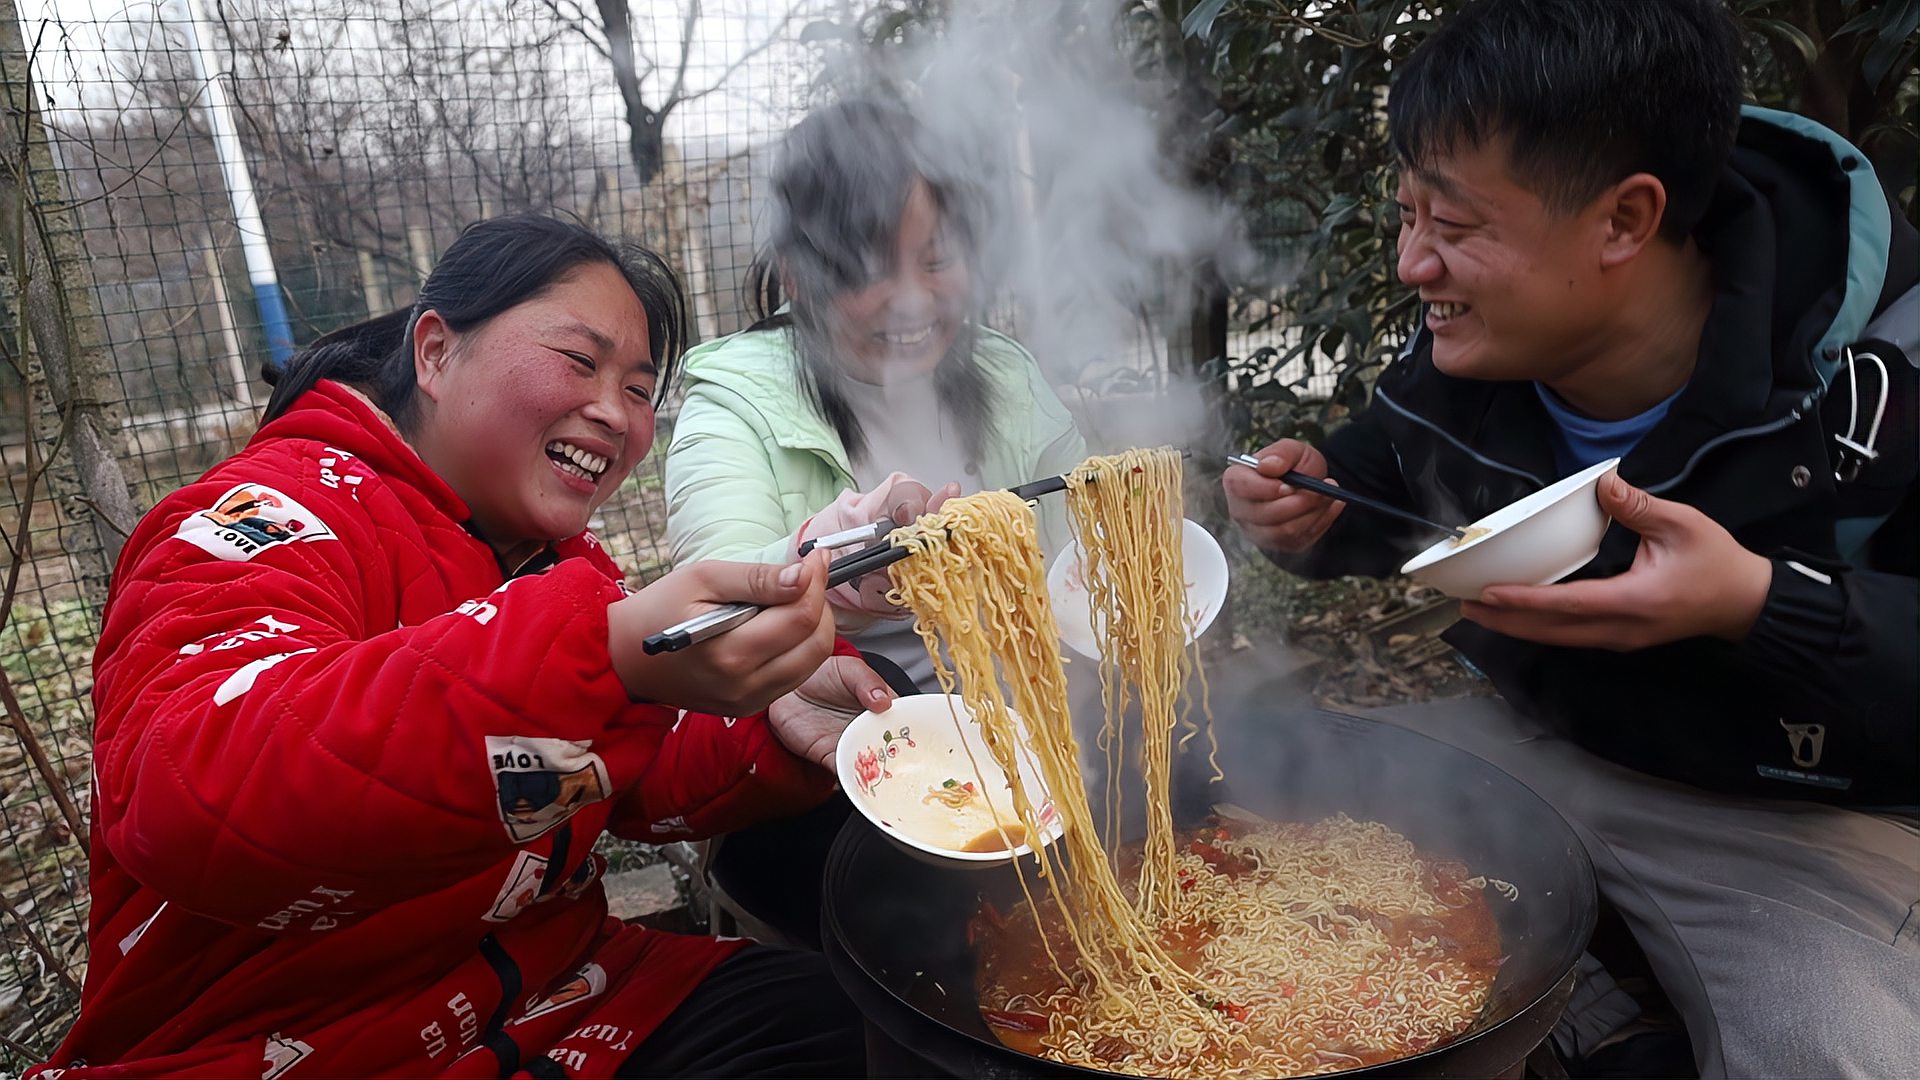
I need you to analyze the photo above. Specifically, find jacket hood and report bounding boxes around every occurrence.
[1699,108,1906,400]
[1626,106,1915,485]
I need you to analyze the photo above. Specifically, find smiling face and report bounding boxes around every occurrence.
[411,262,657,555]
[824,179,972,380]
[1395,136,1624,384]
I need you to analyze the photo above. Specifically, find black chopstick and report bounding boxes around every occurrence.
[1007,473,1070,500]
[824,541,911,583]
[640,543,912,654]
[1008,447,1193,501]
[1226,453,1466,541]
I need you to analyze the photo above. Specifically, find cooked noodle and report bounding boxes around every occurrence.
[1064,447,1217,919]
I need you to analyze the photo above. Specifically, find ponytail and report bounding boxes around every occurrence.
[261,308,415,426]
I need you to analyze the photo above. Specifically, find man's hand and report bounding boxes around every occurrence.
[1461,473,1772,650]
[766,655,896,770]
[1221,438,1346,554]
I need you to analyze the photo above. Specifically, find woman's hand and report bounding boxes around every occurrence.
[1461,474,1772,649]
[1221,439,1346,555]
[801,472,961,619]
[767,655,897,769]
[606,551,837,716]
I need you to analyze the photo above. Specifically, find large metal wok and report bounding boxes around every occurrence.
[822,696,1597,1079]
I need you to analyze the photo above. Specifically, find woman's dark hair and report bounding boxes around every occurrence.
[744,97,995,465]
[263,214,688,429]
[1387,0,1742,244]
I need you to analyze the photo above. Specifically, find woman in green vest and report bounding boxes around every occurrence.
[664,97,1085,945]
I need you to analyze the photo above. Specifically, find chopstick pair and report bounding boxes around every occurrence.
[1225,453,1467,541]
[640,542,911,655]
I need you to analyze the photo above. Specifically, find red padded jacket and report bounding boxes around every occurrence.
[35,381,839,1078]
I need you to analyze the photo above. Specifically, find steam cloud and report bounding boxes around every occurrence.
[817,0,1250,454]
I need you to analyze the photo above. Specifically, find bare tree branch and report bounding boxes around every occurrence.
[0,61,93,859]
[567,0,810,184]
[592,0,669,183]
[537,0,609,58]
[0,1031,45,1064]
[663,0,703,109]
[673,10,803,110]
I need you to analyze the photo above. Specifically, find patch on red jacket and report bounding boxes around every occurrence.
[175,483,336,561]
[315,445,373,499]
[511,962,608,1025]
[487,736,612,842]
[485,850,549,922]
[263,1032,314,1079]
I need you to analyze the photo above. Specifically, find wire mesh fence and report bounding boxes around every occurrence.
[0,0,1304,1063]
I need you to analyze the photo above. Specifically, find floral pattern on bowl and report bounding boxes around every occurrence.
[835,694,1066,865]
[852,725,917,796]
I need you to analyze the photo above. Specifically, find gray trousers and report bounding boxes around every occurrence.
[1370,698,1920,1080]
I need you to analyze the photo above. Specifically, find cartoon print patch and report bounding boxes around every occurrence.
[485,736,612,843]
[485,849,603,924]
[175,484,336,561]
[510,963,608,1025]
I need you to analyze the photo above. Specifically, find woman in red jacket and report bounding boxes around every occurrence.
[38,216,886,1079]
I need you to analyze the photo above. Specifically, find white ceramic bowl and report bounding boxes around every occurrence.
[1399,457,1620,600]
[1047,518,1230,661]
[835,693,1064,866]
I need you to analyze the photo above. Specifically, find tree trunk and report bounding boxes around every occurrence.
[597,0,669,186]
[0,0,141,576]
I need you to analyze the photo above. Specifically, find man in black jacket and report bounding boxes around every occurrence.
[1224,1,1918,1076]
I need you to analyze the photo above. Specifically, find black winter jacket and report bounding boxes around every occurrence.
[1287,108,1918,805]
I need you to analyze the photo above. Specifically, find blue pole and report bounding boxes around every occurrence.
[250,279,295,369]
[177,0,295,378]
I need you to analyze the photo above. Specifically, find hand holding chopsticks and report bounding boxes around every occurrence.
[794,476,960,557]
[643,542,910,654]
[609,555,842,715]
[1226,453,1467,541]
